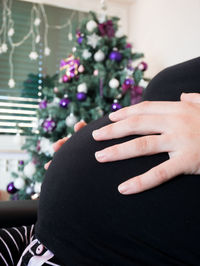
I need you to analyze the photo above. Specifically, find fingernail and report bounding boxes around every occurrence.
[95,151,106,162]
[118,183,128,194]
[92,130,101,139]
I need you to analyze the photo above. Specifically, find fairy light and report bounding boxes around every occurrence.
[0,0,75,89]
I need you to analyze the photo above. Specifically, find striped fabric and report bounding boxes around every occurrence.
[0,225,34,265]
[0,225,62,265]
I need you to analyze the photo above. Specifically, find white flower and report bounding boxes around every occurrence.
[1,43,8,53]
[87,33,101,49]
[44,47,51,56]
[82,49,92,60]
[8,28,15,37]
[8,78,15,88]
[34,18,41,26]
[29,51,38,60]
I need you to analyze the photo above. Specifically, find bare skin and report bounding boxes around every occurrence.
[92,93,200,194]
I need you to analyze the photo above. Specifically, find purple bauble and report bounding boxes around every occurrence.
[109,51,122,62]
[19,160,24,165]
[76,92,87,101]
[39,100,47,109]
[111,102,122,111]
[7,182,18,194]
[122,78,135,92]
[138,61,148,71]
[59,97,70,108]
[77,36,83,44]
[62,74,70,83]
[134,86,143,95]
[43,118,56,132]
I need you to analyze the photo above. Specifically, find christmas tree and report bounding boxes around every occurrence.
[7,11,148,200]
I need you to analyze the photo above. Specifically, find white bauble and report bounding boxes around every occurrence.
[26,186,33,194]
[24,162,36,178]
[139,79,148,89]
[109,78,120,89]
[66,113,78,127]
[14,177,25,189]
[82,49,92,60]
[34,182,42,193]
[94,50,105,62]
[77,83,88,93]
[86,20,97,32]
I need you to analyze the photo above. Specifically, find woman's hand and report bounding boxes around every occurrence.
[92,93,200,195]
[44,120,87,170]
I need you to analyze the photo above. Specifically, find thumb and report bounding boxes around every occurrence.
[180,93,200,103]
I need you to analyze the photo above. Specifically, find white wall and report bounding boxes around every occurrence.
[128,0,200,78]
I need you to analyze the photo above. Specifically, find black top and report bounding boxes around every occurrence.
[35,57,200,265]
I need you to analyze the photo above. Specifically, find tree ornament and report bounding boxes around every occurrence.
[34,18,41,26]
[59,97,70,108]
[39,100,47,109]
[138,61,148,71]
[139,79,148,88]
[34,182,42,193]
[76,92,87,101]
[77,82,88,93]
[24,162,36,178]
[98,20,115,38]
[8,78,15,88]
[14,177,25,190]
[44,47,51,56]
[72,47,77,53]
[29,51,38,60]
[111,99,122,111]
[109,51,122,62]
[109,78,119,89]
[94,50,105,62]
[7,182,18,194]
[126,43,132,49]
[1,43,8,53]
[26,186,33,195]
[53,87,59,93]
[78,65,85,73]
[134,85,143,95]
[122,78,135,92]
[77,36,83,44]
[66,113,78,127]
[87,33,101,49]
[39,137,54,156]
[19,160,24,165]
[86,20,97,32]
[8,28,14,37]
[43,118,56,132]
[31,193,40,200]
[82,49,92,60]
[93,69,99,76]
[60,55,80,80]
[62,74,70,83]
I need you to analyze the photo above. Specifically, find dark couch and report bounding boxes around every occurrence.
[0,200,38,228]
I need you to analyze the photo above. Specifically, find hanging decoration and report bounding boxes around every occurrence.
[0,0,76,88]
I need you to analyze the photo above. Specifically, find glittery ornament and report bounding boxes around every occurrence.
[7,182,18,194]
[138,61,148,71]
[14,177,25,189]
[109,51,122,62]
[77,36,83,44]
[60,55,80,81]
[59,97,70,108]
[43,118,56,132]
[94,50,105,62]
[109,78,119,89]
[86,20,97,32]
[77,83,87,93]
[39,100,47,109]
[82,49,92,60]
[24,162,36,178]
[87,33,101,49]
[76,92,87,101]
[66,113,78,127]
[111,100,122,111]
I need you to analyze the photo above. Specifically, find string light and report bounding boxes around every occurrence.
[0,0,75,89]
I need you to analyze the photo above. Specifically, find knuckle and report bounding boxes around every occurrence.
[154,167,168,183]
[135,137,149,153]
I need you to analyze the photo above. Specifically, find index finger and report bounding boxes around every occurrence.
[109,101,182,122]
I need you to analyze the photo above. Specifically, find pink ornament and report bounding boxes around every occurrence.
[138,61,148,71]
[62,74,70,83]
[126,43,132,49]
[93,69,99,76]
[78,65,85,73]
[54,87,59,93]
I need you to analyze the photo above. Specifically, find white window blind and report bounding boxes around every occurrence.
[0,0,87,134]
